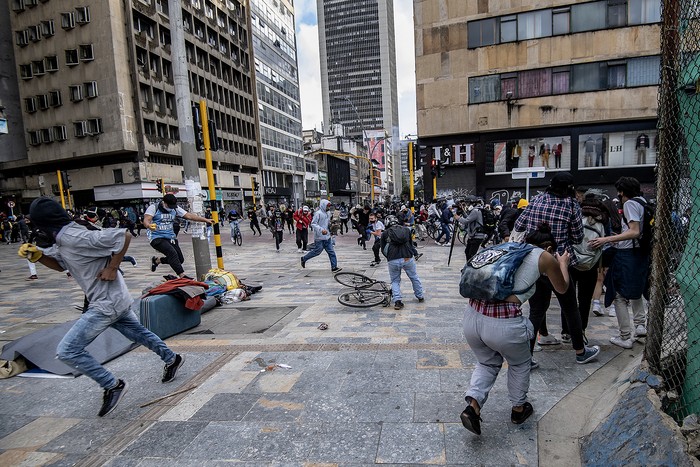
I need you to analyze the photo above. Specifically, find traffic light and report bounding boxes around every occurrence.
[437,160,446,178]
[208,121,218,151]
[61,171,72,190]
[156,178,164,194]
[253,180,260,191]
[430,159,437,179]
[192,105,204,151]
[419,146,430,167]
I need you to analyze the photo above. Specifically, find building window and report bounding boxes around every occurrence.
[487,137,572,174]
[519,69,552,98]
[40,20,55,37]
[571,62,607,92]
[45,55,59,72]
[113,169,124,184]
[53,125,68,141]
[627,56,661,86]
[65,49,79,66]
[74,121,88,137]
[467,18,497,48]
[84,81,98,98]
[49,89,63,107]
[61,12,76,30]
[79,44,94,61]
[69,84,83,102]
[37,94,49,110]
[552,66,571,94]
[552,7,571,35]
[31,60,45,76]
[628,0,661,24]
[607,62,627,88]
[15,30,29,47]
[87,118,103,134]
[28,130,41,146]
[19,64,33,80]
[11,0,25,13]
[571,1,607,33]
[233,175,240,186]
[27,25,40,42]
[607,0,628,27]
[40,128,53,143]
[24,97,37,113]
[517,9,552,41]
[579,130,656,168]
[76,6,90,24]
[500,15,517,43]
[500,74,517,99]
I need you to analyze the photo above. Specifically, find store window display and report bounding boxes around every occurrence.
[487,137,571,174]
[579,130,657,169]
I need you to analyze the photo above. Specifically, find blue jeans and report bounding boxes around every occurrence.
[436,222,451,243]
[387,258,424,302]
[57,304,176,389]
[302,238,337,269]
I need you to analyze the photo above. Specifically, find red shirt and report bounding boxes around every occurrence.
[469,299,521,319]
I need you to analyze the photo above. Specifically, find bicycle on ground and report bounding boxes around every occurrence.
[335,272,392,308]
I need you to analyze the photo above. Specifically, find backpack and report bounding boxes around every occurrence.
[572,218,605,271]
[477,208,497,235]
[623,197,655,254]
[459,242,536,301]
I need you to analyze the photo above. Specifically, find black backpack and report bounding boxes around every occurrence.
[624,197,655,254]
[477,208,497,235]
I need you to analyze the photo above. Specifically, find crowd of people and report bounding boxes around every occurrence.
[8,172,662,429]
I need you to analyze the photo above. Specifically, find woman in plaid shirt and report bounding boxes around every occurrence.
[460,224,570,435]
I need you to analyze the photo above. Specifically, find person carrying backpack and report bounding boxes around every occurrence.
[589,176,651,349]
[459,223,571,435]
[455,197,487,261]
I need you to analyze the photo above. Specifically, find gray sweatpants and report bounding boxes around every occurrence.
[462,305,534,408]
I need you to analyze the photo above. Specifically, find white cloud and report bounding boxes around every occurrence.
[294,0,417,138]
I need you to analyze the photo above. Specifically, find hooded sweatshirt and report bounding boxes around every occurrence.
[310,199,332,240]
[380,225,414,260]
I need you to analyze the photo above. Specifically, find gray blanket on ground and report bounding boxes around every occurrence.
[0,320,137,376]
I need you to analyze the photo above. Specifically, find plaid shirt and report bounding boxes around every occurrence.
[513,192,584,266]
[469,299,522,319]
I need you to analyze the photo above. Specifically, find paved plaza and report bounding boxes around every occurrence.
[0,227,624,466]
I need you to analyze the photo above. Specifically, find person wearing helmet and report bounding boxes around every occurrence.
[227,208,242,243]
[368,212,385,267]
[380,214,424,309]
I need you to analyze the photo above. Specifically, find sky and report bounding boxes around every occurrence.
[294,0,417,139]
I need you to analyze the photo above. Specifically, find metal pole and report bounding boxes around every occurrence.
[408,142,415,213]
[56,170,66,208]
[200,100,224,269]
[526,177,530,201]
[251,175,257,206]
[169,0,211,279]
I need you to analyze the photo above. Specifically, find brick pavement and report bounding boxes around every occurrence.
[0,227,625,465]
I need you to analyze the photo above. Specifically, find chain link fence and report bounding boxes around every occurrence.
[645,0,700,421]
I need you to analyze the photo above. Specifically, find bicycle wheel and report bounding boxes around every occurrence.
[334,272,374,288]
[457,228,468,245]
[235,231,242,246]
[338,290,386,308]
[426,224,438,240]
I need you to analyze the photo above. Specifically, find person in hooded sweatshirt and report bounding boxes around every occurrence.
[19,197,184,418]
[380,215,425,310]
[300,199,342,272]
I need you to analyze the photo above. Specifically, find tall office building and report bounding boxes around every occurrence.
[2,0,260,212]
[317,0,401,198]
[414,1,660,201]
[250,0,304,207]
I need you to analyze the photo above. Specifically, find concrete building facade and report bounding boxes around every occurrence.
[2,0,260,214]
[414,0,661,202]
[317,0,402,198]
[250,0,304,208]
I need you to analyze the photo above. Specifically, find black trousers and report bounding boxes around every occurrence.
[151,238,185,275]
[372,240,381,262]
[250,220,261,235]
[528,275,585,353]
[296,228,308,249]
[274,230,284,250]
[464,238,481,262]
[340,218,349,234]
[561,267,599,334]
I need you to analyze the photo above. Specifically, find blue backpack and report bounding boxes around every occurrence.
[459,242,536,301]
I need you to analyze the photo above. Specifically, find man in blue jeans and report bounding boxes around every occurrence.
[300,199,342,272]
[20,198,185,417]
[380,215,425,309]
[435,200,453,246]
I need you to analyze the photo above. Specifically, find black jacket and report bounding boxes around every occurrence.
[498,206,520,238]
[380,226,414,260]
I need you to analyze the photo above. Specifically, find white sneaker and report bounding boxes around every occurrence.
[435,240,442,246]
[610,335,633,349]
[297,248,302,253]
[533,343,542,352]
[635,325,647,337]
[608,305,616,317]
[592,302,603,317]
[537,334,561,345]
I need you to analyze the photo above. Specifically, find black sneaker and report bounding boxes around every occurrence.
[414,253,423,261]
[417,297,425,302]
[300,257,306,269]
[511,401,534,424]
[151,256,158,272]
[98,379,128,417]
[460,397,482,435]
[162,354,185,383]
[394,300,404,310]
[331,267,342,273]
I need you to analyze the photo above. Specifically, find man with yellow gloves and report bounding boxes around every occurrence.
[18,197,184,417]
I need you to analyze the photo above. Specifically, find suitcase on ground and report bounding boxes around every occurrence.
[139,294,201,340]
